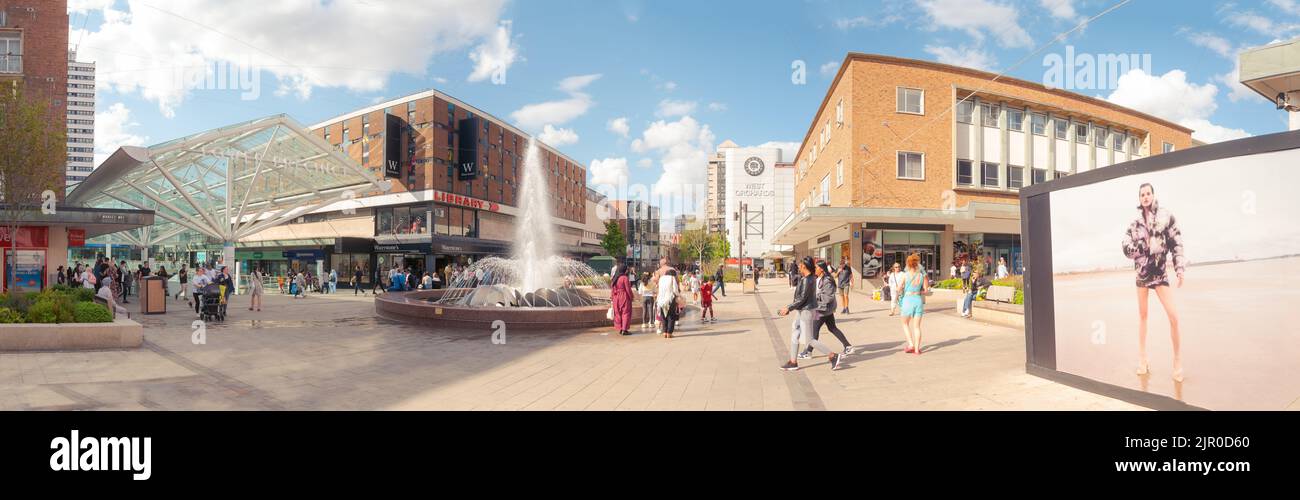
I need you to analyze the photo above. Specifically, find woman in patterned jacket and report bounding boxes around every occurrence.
[1122,183,1186,382]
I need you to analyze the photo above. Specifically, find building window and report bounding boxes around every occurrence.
[0,32,20,74]
[1094,127,1108,148]
[1113,132,1125,151]
[1163,142,1174,154]
[1074,122,1088,144]
[836,98,844,126]
[1007,109,1024,131]
[1031,113,1047,135]
[1056,171,1070,179]
[981,161,1000,186]
[819,175,830,205]
[896,87,924,114]
[1131,136,1142,154]
[1008,165,1025,189]
[1032,168,1048,184]
[980,103,1000,128]
[836,159,844,186]
[957,159,974,186]
[896,151,924,180]
[1054,118,1068,140]
[956,101,975,124]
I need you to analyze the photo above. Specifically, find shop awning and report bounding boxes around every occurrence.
[772,202,1021,245]
[66,114,391,247]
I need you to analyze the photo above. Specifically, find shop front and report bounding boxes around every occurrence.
[374,242,433,282]
[430,236,511,282]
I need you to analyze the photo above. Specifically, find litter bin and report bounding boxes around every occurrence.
[139,276,167,315]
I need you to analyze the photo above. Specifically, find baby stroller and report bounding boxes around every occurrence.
[199,283,225,322]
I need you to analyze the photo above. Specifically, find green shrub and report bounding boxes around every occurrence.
[26,301,57,323]
[723,269,741,283]
[936,278,963,289]
[0,307,23,323]
[68,288,95,303]
[51,284,74,294]
[2,292,31,314]
[73,302,113,323]
[1014,290,1024,305]
[991,275,1024,291]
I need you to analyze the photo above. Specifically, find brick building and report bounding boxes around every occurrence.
[1,0,69,185]
[773,53,1194,283]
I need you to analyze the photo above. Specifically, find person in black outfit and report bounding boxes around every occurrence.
[353,265,365,295]
[714,264,726,298]
[801,260,854,358]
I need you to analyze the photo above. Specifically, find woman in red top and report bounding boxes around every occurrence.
[700,277,715,323]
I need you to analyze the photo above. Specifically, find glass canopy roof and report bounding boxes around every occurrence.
[67,114,390,246]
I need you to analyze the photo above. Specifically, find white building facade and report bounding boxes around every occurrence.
[65,50,95,186]
[718,143,794,261]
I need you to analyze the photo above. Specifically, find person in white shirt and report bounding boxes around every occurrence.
[192,266,213,315]
[80,267,95,289]
[997,258,1009,280]
[96,276,128,318]
[886,263,903,316]
[950,263,958,280]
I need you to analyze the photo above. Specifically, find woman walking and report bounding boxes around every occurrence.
[656,267,681,338]
[176,265,189,302]
[639,272,656,331]
[895,254,930,355]
[886,262,903,316]
[801,260,854,358]
[248,267,265,312]
[1122,183,1185,382]
[779,257,841,371]
[609,263,635,336]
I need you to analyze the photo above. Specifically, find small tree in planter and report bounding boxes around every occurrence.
[0,81,66,292]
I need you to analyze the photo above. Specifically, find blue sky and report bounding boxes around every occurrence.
[69,0,1299,221]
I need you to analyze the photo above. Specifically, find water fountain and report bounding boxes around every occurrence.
[375,139,633,330]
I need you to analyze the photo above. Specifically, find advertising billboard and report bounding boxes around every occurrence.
[1021,130,1300,410]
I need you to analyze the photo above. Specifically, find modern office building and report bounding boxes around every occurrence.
[65,49,94,186]
[606,200,660,269]
[0,0,69,186]
[773,53,1194,281]
[708,141,795,264]
[673,214,700,234]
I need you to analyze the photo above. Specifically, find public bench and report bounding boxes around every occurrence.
[986,285,1017,303]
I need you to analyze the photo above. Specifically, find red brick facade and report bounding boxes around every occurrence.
[1,0,68,185]
[313,92,588,225]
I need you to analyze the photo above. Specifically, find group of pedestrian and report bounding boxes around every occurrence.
[609,257,725,338]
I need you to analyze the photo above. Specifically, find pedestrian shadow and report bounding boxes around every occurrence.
[854,341,905,352]
[919,335,981,353]
[672,329,749,338]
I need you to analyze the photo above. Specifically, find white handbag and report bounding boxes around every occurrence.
[606,307,614,320]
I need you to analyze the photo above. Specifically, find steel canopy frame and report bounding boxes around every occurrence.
[67,114,390,249]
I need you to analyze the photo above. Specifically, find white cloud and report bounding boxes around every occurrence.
[468,21,520,83]
[631,116,715,220]
[94,103,150,167]
[68,0,114,13]
[1039,0,1080,21]
[607,117,630,138]
[589,157,629,186]
[661,81,678,92]
[637,158,653,168]
[707,102,728,112]
[538,125,579,147]
[1216,60,1261,103]
[509,74,601,131]
[1227,11,1300,38]
[72,0,509,118]
[923,45,997,71]
[656,99,697,118]
[1105,69,1251,144]
[918,0,1032,48]
[752,141,800,162]
[1187,32,1236,59]
[834,13,903,30]
[819,61,839,77]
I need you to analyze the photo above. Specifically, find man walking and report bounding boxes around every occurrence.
[714,264,726,298]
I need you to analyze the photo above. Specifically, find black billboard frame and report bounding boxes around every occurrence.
[1019,128,1300,411]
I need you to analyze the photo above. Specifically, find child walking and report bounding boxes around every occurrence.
[700,277,715,323]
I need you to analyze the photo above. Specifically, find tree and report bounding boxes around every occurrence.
[0,81,66,292]
[710,234,731,264]
[678,228,712,268]
[600,220,627,258]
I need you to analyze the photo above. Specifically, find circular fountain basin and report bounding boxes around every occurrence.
[375,288,642,331]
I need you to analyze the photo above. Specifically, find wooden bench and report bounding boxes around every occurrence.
[986,285,1017,303]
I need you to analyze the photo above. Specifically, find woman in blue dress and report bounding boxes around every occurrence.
[895,254,930,355]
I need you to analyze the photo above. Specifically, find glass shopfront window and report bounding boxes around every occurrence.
[330,253,372,287]
[433,205,479,238]
[375,205,430,236]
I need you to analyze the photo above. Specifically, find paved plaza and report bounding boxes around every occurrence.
[0,286,1139,411]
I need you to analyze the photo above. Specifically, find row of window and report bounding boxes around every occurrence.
[955,99,1146,153]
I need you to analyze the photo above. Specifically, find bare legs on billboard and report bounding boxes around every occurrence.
[1135,285,1183,382]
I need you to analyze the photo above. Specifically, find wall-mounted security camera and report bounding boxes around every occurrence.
[1277,92,1288,111]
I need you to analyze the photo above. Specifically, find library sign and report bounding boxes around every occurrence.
[431,189,502,213]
